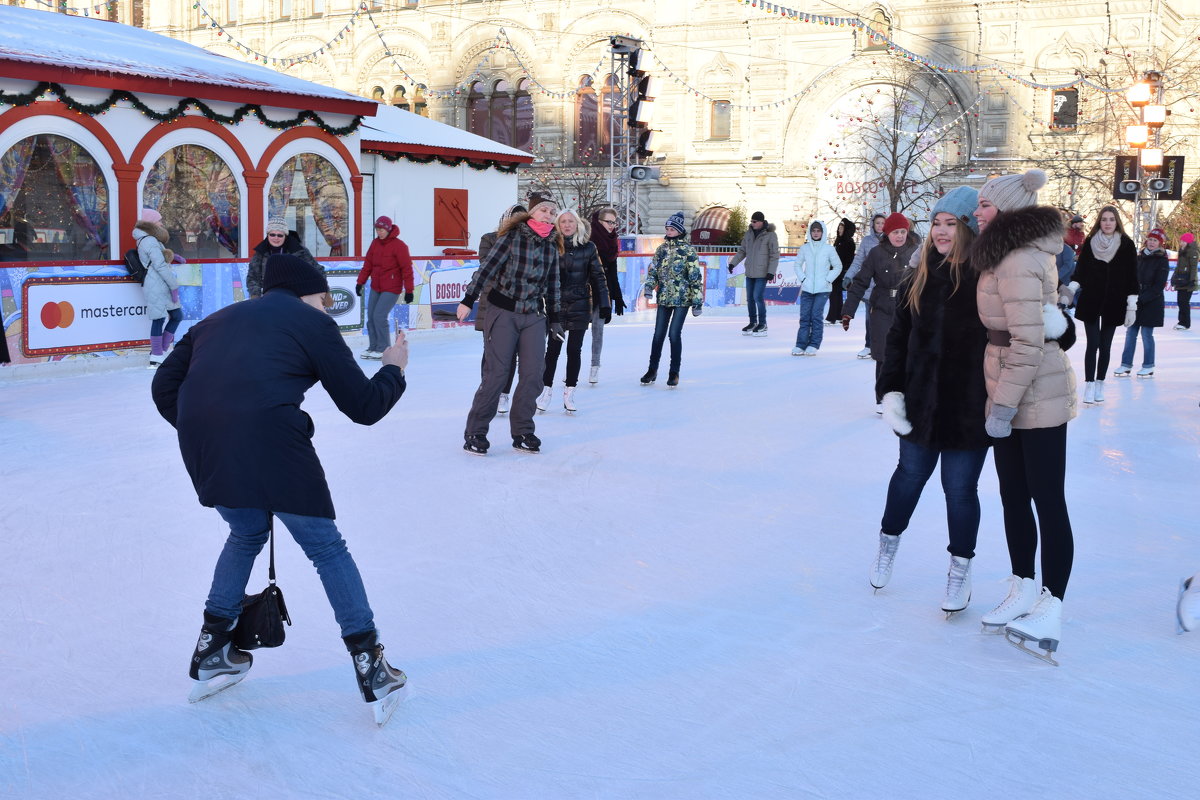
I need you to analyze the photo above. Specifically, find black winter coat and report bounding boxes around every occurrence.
[878,252,991,450]
[1134,248,1170,328]
[843,237,919,361]
[557,241,611,330]
[151,290,406,518]
[245,232,320,299]
[1072,235,1138,328]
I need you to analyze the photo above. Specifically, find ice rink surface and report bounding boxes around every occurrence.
[2,307,1197,799]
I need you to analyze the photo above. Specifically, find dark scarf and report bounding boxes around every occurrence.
[590,209,619,262]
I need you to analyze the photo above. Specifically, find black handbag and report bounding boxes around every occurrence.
[231,515,292,650]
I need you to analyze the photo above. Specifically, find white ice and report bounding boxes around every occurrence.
[2,308,1197,799]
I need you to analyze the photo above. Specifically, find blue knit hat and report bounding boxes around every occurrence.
[666,211,686,236]
[931,186,981,234]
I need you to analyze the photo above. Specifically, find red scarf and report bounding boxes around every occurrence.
[528,219,554,237]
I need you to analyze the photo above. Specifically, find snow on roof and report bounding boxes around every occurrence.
[360,104,533,165]
[0,5,372,111]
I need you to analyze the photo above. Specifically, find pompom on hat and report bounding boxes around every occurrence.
[1181,232,1195,244]
[882,212,911,234]
[140,207,162,224]
[931,186,980,234]
[665,211,686,236]
[978,168,1047,213]
[263,254,329,297]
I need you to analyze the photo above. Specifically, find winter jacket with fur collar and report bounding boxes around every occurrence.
[973,206,1077,429]
[730,222,780,279]
[463,212,562,317]
[134,220,180,320]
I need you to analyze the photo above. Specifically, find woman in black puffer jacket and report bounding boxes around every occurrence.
[538,209,611,413]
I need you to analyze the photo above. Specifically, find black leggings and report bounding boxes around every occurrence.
[991,423,1074,600]
[1082,320,1118,383]
[543,328,585,387]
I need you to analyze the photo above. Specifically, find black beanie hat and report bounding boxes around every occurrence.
[751,211,766,222]
[263,254,329,297]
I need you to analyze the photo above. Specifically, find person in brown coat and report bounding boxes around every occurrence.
[971,169,1077,664]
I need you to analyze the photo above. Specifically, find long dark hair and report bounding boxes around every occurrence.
[1085,205,1128,241]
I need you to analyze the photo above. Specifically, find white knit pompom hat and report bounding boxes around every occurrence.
[978,169,1047,212]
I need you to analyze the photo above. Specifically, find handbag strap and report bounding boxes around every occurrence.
[267,513,277,586]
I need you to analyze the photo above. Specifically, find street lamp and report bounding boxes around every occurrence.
[1124,71,1167,241]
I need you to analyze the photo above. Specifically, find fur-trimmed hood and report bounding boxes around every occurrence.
[498,211,564,253]
[135,219,169,244]
[971,206,1064,273]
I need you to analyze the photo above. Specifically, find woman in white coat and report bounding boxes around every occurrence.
[791,220,841,355]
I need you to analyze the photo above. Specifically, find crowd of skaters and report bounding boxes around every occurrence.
[139,172,1200,718]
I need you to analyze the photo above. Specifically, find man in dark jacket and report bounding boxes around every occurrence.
[151,254,410,723]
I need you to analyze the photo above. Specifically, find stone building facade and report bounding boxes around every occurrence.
[99,0,1199,243]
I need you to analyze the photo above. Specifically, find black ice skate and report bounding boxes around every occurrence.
[512,433,541,454]
[188,618,252,703]
[463,434,490,456]
[351,643,408,727]
[640,369,657,385]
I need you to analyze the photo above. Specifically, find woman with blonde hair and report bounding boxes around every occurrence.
[537,209,610,413]
[869,187,991,618]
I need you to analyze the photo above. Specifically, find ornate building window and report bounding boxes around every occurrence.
[575,74,618,162]
[392,85,408,109]
[711,100,732,140]
[467,79,533,151]
[372,86,385,103]
[280,0,292,19]
[143,145,241,260]
[227,0,238,23]
[413,87,428,118]
[0,134,110,261]
[267,154,349,257]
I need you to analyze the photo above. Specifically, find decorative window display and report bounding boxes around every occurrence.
[267,153,349,257]
[144,144,241,259]
[0,134,110,262]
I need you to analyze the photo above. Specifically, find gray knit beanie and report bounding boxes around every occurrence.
[978,169,1047,213]
[266,215,288,233]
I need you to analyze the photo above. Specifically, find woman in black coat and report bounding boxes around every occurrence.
[870,188,989,615]
[826,217,856,323]
[1117,228,1171,377]
[1071,205,1137,402]
[538,209,610,413]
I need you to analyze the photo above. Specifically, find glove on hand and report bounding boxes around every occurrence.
[1124,294,1137,327]
[766,273,775,281]
[549,322,566,341]
[170,288,179,305]
[613,296,626,316]
[404,292,413,304]
[881,392,912,436]
[692,306,703,317]
[601,307,612,324]
[355,284,364,297]
[841,315,852,332]
[727,265,735,274]
[985,405,1018,439]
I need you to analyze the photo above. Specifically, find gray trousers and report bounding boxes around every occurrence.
[465,307,547,438]
[589,307,605,367]
[366,289,399,352]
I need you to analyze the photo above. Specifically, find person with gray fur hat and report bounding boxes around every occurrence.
[971,168,1077,664]
[151,253,411,723]
[246,215,320,300]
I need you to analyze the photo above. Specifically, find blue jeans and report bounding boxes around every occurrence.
[880,439,989,559]
[1120,324,1155,368]
[794,292,830,349]
[745,277,767,325]
[366,289,400,352]
[649,305,689,373]
[208,507,375,638]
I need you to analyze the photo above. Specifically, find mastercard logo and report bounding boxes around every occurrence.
[41,301,75,329]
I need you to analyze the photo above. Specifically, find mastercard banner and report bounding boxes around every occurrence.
[23,277,149,355]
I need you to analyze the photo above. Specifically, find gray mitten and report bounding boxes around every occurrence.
[985,405,1018,438]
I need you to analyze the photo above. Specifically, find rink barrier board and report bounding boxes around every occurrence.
[1,255,1190,365]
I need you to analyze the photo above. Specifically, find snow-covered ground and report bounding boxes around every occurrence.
[2,307,1197,799]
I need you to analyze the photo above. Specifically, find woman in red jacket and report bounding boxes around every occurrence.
[356,216,414,359]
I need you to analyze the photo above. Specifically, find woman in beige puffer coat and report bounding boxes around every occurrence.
[970,169,1077,664]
